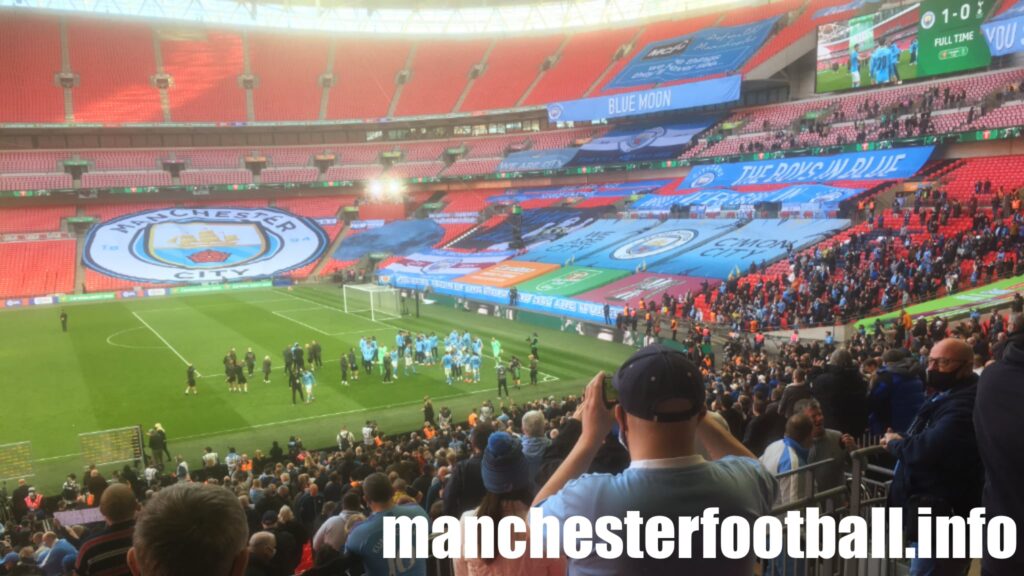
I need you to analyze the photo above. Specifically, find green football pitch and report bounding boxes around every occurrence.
[0,285,634,491]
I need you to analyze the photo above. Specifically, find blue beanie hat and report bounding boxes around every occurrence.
[481,432,530,495]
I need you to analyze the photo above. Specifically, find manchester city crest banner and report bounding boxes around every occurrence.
[83,207,328,283]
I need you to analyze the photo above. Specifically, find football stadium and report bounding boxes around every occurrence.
[0,0,1022,573]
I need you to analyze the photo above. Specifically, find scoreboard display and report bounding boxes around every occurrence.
[0,442,33,482]
[917,0,994,76]
[815,0,994,93]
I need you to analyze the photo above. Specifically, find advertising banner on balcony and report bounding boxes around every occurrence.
[573,219,741,271]
[82,207,328,284]
[576,272,720,307]
[680,146,934,188]
[632,184,864,211]
[547,75,741,122]
[487,180,672,205]
[383,249,516,280]
[456,260,560,288]
[649,218,851,278]
[334,219,445,260]
[519,219,661,265]
[496,148,580,172]
[606,19,778,89]
[570,121,714,164]
[450,207,611,252]
[515,266,629,297]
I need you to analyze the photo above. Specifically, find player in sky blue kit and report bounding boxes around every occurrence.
[870,42,890,85]
[395,332,405,356]
[404,344,416,376]
[442,351,453,385]
[390,349,400,380]
[910,38,918,63]
[470,353,482,383]
[849,43,861,88]
[461,330,472,352]
[473,337,483,357]
[301,369,315,403]
[429,332,439,365]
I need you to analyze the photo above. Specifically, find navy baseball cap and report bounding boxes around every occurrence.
[612,344,705,422]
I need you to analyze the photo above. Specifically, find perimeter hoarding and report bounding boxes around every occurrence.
[576,273,721,307]
[515,266,629,297]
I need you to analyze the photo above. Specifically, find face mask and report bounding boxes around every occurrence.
[927,368,959,391]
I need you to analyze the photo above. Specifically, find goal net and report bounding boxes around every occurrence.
[343,283,402,321]
[79,426,145,467]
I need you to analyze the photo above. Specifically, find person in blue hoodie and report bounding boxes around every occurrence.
[519,410,551,488]
[882,339,982,576]
[869,348,926,436]
[974,315,1024,576]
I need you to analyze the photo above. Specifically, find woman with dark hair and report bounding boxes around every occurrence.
[454,432,564,576]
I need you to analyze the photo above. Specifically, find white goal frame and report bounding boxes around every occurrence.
[343,283,402,321]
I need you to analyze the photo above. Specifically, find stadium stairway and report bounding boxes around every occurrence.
[74,232,86,294]
[310,221,350,279]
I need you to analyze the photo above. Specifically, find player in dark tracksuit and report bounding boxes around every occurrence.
[529,355,538,386]
[245,348,256,376]
[528,333,539,360]
[290,368,304,404]
[60,310,68,332]
[496,364,509,398]
[185,364,197,396]
[341,354,350,386]
[235,362,248,393]
[311,341,323,369]
[348,349,359,381]
[283,346,293,376]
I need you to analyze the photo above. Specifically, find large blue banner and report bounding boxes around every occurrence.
[681,147,935,188]
[451,207,610,252]
[650,219,850,278]
[386,274,612,322]
[570,121,714,165]
[606,20,778,89]
[520,219,662,265]
[547,75,741,122]
[983,2,1024,56]
[574,219,740,271]
[497,148,579,172]
[334,219,444,260]
[633,184,863,211]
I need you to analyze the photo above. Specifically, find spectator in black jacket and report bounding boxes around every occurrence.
[442,423,492,517]
[812,349,868,436]
[974,315,1024,576]
[883,338,983,576]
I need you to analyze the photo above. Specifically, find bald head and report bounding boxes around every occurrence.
[929,338,974,379]
[248,531,276,563]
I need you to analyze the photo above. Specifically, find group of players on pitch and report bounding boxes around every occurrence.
[183,330,542,401]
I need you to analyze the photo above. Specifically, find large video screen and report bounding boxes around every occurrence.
[815,0,994,93]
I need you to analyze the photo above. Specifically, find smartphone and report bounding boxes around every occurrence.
[601,372,618,408]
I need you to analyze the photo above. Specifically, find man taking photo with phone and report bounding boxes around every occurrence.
[534,344,778,575]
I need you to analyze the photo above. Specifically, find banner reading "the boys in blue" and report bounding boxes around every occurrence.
[681,147,935,188]
[606,18,778,89]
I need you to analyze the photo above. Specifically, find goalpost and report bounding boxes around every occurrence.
[343,284,402,321]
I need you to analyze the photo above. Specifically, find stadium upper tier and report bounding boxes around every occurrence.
[0,3,854,124]
[2,66,1023,190]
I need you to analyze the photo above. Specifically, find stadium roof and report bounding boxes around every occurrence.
[1,0,744,35]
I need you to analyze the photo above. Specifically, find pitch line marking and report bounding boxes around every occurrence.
[105,327,166,350]
[132,311,201,376]
[271,310,331,336]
